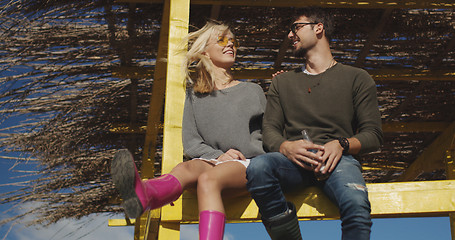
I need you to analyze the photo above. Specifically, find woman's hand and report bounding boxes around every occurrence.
[217,149,246,162]
[272,70,287,78]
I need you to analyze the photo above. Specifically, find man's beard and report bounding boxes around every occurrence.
[293,46,307,58]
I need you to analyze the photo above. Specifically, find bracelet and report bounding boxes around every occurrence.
[337,137,350,154]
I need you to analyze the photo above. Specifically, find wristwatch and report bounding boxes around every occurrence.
[337,137,350,154]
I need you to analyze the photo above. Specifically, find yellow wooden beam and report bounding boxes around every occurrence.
[362,164,405,171]
[397,121,455,181]
[113,67,455,81]
[109,218,136,226]
[133,0,174,238]
[116,0,455,8]
[445,133,455,240]
[150,180,455,223]
[158,222,180,240]
[134,211,160,240]
[109,122,452,135]
[109,180,455,226]
[368,68,455,81]
[382,121,452,133]
[232,68,455,81]
[140,0,171,179]
[109,122,450,134]
[354,9,393,68]
[156,0,190,239]
[274,36,290,69]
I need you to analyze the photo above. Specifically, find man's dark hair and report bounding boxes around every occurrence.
[292,7,334,42]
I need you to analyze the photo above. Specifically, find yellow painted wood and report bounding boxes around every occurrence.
[446,136,455,240]
[113,66,455,81]
[369,68,455,81]
[382,121,451,133]
[132,0,174,238]
[143,213,160,240]
[158,222,181,240]
[354,9,393,68]
[397,121,455,181]
[116,0,455,8]
[446,149,455,180]
[108,218,136,226]
[160,0,189,182]
[110,121,451,134]
[156,180,455,223]
[110,180,455,226]
[232,68,455,81]
[139,0,171,179]
[134,214,146,240]
[157,0,189,240]
[368,180,455,218]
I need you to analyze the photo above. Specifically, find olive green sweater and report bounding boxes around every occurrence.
[263,63,383,154]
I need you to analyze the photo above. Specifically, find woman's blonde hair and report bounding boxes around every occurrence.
[183,21,233,94]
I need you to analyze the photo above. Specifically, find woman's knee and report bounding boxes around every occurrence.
[197,171,220,194]
[173,159,207,174]
[172,161,189,172]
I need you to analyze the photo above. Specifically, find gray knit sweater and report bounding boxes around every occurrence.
[182,82,266,159]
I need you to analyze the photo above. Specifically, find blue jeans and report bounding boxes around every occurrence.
[246,152,372,240]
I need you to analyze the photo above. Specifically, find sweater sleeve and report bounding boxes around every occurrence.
[182,93,224,159]
[352,70,384,153]
[262,77,287,152]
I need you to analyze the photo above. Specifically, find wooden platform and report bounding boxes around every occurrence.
[109,179,455,224]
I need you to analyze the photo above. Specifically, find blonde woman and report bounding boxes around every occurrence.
[111,21,266,240]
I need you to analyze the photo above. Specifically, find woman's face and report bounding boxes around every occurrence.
[204,31,238,69]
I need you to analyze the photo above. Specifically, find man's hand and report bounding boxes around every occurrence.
[279,140,325,170]
[217,149,246,162]
[318,140,343,174]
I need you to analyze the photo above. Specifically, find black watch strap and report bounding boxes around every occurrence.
[337,137,350,154]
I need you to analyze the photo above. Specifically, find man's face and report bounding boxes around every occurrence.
[288,16,319,57]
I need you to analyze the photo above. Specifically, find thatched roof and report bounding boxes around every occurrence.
[0,0,454,228]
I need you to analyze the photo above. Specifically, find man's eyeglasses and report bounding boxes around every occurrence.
[217,36,239,48]
[290,22,319,34]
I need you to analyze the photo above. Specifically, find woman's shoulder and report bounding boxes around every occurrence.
[242,81,263,89]
[240,82,266,96]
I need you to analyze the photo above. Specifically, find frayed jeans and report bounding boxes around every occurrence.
[246,152,372,240]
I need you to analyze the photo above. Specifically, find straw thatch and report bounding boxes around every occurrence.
[0,0,454,228]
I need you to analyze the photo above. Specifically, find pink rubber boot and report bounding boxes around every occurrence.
[111,149,183,218]
[199,210,226,240]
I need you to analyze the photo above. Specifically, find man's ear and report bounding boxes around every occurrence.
[315,23,324,34]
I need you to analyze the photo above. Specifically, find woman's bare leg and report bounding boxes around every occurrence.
[169,159,213,190]
[197,161,248,213]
